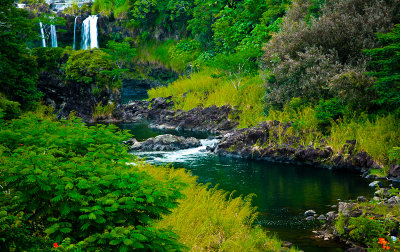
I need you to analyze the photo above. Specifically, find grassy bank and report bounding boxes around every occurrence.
[148,68,267,128]
[0,106,287,251]
[148,67,400,174]
[136,161,291,251]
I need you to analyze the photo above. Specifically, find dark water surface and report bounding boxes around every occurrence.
[119,123,374,252]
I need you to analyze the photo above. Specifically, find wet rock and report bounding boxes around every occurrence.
[317,215,327,221]
[338,202,362,217]
[130,134,201,151]
[326,211,336,220]
[357,196,367,202]
[369,181,383,187]
[390,164,400,178]
[352,151,375,168]
[374,188,390,198]
[306,216,315,221]
[372,196,380,201]
[305,210,316,216]
[388,196,399,205]
[346,246,367,252]
[281,241,292,248]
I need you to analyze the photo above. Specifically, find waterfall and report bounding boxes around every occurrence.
[39,22,46,47]
[73,16,77,50]
[81,15,99,50]
[50,24,58,47]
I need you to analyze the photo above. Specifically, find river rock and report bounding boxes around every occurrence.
[326,211,336,220]
[304,210,316,216]
[317,215,326,221]
[338,202,356,217]
[306,216,315,221]
[390,164,400,178]
[357,196,367,202]
[130,134,201,151]
[346,246,367,252]
[388,196,399,205]
[374,188,390,198]
[369,181,383,187]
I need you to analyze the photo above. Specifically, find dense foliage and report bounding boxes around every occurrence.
[0,111,186,251]
[364,24,400,113]
[0,0,41,109]
[64,49,121,93]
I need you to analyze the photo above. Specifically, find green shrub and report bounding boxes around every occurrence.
[0,112,186,251]
[0,96,22,120]
[314,97,345,132]
[64,49,121,93]
[347,215,390,246]
[32,47,67,73]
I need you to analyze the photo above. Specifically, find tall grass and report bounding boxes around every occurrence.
[134,161,291,251]
[148,69,267,128]
[92,101,115,121]
[136,40,177,69]
[328,114,400,166]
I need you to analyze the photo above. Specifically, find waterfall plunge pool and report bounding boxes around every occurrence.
[118,122,374,252]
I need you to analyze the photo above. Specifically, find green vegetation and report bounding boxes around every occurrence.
[0,108,286,251]
[334,187,400,250]
[0,110,185,251]
[148,69,266,128]
[64,49,121,93]
[138,162,293,251]
[92,101,116,121]
[147,0,400,171]
[0,0,41,110]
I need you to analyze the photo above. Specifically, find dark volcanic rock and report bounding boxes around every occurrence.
[130,134,201,151]
[390,164,400,178]
[116,98,239,133]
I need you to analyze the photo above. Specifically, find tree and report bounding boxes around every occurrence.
[0,0,41,109]
[364,24,400,112]
[64,49,120,93]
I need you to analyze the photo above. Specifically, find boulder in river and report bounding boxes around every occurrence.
[304,210,316,216]
[130,134,201,151]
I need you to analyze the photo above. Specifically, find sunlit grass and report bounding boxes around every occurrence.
[328,114,400,166]
[148,69,267,128]
[135,161,293,251]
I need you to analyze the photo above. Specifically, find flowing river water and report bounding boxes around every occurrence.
[118,122,375,251]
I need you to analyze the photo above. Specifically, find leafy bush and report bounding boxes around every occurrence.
[262,0,400,108]
[64,49,121,93]
[264,46,344,107]
[32,47,67,73]
[347,215,390,246]
[314,97,345,132]
[0,112,186,251]
[329,69,378,112]
[0,96,22,120]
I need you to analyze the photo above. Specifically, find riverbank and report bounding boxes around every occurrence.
[107,98,400,183]
[0,107,295,251]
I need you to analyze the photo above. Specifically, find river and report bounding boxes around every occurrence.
[119,122,374,252]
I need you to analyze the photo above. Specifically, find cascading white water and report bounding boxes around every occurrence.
[73,16,77,50]
[81,15,99,50]
[89,16,98,49]
[50,24,58,47]
[39,22,46,47]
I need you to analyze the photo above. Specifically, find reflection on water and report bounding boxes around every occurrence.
[122,123,374,252]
